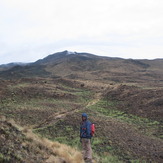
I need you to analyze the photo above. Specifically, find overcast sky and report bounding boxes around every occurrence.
[0,0,163,64]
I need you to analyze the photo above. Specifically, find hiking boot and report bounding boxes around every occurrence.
[84,158,93,163]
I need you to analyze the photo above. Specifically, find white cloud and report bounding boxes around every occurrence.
[0,0,163,64]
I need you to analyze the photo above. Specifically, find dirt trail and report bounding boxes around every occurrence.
[84,89,163,162]
[9,80,162,163]
[48,110,163,163]
[34,108,79,129]
[86,92,102,107]
[34,91,103,129]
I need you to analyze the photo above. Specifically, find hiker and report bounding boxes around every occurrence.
[80,113,93,163]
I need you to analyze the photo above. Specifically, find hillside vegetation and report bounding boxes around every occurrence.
[0,51,163,163]
[0,116,83,163]
[0,77,163,163]
[0,51,163,88]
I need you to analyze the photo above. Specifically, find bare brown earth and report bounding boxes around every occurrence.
[94,116,163,163]
[0,77,163,162]
[54,112,163,163]
[34,109,163,163]
[104,85,163,122]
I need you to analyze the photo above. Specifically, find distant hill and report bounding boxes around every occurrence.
[0,50,163,87]
[0,62,29,71]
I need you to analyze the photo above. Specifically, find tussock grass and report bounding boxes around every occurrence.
[24,128,84,163]
[1,116,84,163]
[25,130,84,163]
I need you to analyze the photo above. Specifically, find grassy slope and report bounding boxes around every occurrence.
[0,78,163,163]
[0,116,84,163]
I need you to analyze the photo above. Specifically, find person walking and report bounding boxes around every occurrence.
[80,113,93,163]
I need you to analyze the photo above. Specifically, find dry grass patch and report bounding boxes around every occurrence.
[0,116,84,163]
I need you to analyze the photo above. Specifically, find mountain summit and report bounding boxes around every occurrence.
[0,50,163,87]
[34,50,99,65]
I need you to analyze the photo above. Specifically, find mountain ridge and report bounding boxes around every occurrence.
[1,50,163,67]
[0,50,163,87]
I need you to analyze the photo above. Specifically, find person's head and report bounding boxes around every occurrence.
[82,113,88,121]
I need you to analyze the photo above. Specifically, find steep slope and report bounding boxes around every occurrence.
[0,116,83,163]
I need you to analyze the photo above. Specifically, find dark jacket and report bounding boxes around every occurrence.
[80,119,92,139]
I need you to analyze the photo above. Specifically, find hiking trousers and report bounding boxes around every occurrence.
[81,138,92,162]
